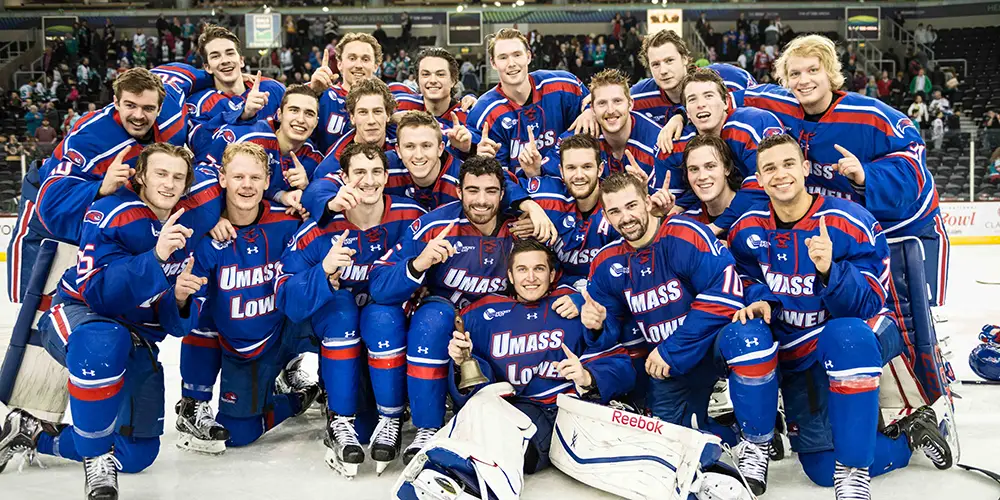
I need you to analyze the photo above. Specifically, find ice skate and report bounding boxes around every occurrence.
[403,427,439,465]
[276,355,316,394]
[83,451,121,500]
[324,414,364,478]
[370,415,402,476]
[0,409,51,474]
[733,439,770,495]
[884,405,953,470]
[175,397,229,455]
[694,471,754,500]
[833,463,871,500]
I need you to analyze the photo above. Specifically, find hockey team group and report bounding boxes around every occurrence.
[0,22,962,500]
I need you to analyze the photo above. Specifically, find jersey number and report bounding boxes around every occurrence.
[722,265,744,298]
[77,244,96,275]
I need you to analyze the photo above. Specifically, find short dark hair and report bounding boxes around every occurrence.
[640,29,691,69]
[279,84,320,111]
[198,24,241,62]
[558,133,601,166]
[346,77,396,115]
[682,134,742,193]
[600,171,647,199]
[680,68,729,106]
[508,238,557,275]
[415,47,460,87]
[756,133,803,169]
[132,142,194,194]
[340,142,388,176]
[459,155,506,191]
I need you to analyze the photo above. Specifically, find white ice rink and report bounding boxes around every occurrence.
[1,246,998,500]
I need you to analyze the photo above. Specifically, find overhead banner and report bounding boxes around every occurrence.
[448,12,483,47]
[845,6,880,41]
[940,202,1000,245]
[245,13,282,49]
[646,9,683,36]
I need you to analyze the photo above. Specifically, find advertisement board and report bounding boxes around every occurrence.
[845,6,880,41]
[939,202,1000,244]
[646,9,683,37]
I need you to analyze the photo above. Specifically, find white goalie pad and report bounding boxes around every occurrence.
[4,239,77,422]
[393,383,537,500]
[550,394,721,500]
[879,355,961,462]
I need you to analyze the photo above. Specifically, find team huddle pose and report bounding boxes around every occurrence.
[0,21,956,500]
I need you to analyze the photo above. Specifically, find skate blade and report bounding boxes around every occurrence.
[376,459,393,476]
[324,449,360,478]
[176,434,226,455]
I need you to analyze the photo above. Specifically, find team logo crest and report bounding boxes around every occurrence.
[211,239,232,250]
[609,262,626,278]
[222,392,238,404]
[220,129,237,143]
[562,214,576,229]
[895,117,917,135]
[185,102,197,115]
[527,177,541,193]
[746,234,769,249]
[65,148,85,166]
[501,116,517,130]
[410,219,421,233]
[762,126,783,138]
[84,210,104,224]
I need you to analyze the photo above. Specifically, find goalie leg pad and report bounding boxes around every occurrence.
[550,394,722,500]
[393,383,536,500]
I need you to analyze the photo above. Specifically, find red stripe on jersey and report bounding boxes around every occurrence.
[200,93,226,114]
[220,336,269,359]
[628,147,655,168]
[665,224,712,253]
[581,346,629,365]
[539,81,583,96]
[743,95,803,119]
[38,293,53,312]
[397,100,424,111]
[863,275,887,302]
[321,343,362,361]
[588,242,631,279]
[108,206,156,228]
[826,111,897,137]
[818,216,871,245]
[92,145,140,176]
[182,334,220,349]
[175,182,223,212]
[68,378,125,402]
[721,126,756,149]
[876,152,925,192]
[156,115,186,143]
[259,207,300,225]
[731,357,777,378]
[829,375,879,395]
[296,226,326,250]
[693,301,737,318]
[632,96,667,110]
[482,106,512,133]
[384,208,424,224]
[407,364,448,380]
[626,345,650,359]
[534,198,574,212]
[368,352,406,370]
[729,215,770,241]
[778,338,817,362]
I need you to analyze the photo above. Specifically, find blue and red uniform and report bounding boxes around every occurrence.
[734,86,949,305]
[394,93,482,156]
[368,202,516,430]
[276,195,425,420]
[451,287,635,472]
[34,189,202,472]
[588,216,778,445]
[728,194,914,485]
[313,84,352,154]
[630,63,757,125]
[466,70,589,177]
[186,75,286,128]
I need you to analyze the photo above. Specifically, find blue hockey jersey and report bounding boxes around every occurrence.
[188,201,300,358]
[36,82,191,244]
[734,86,939,237]
[521,176,619,284]
[369,201,516,310]
[630,63,757,125]
[276,194,426,319]
[301,134,404,223]
[186,118,324,202]
[727,195,896,372]
[313,84,352,154]
[57,189,203,342]
[394,93,483,153]
[588,216,745,375]
[186,75,286,128]
[452,287,635,407]
[466,70,589,176]
[151,63,215,100]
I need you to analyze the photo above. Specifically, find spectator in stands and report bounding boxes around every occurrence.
[34,118,57,145]
[284,15,297,48]
[66,84,80,109]
[753,45,770,80]
[103,18,115,43]
[87,102,97,114]
[77,57,91,87]
[877,70,892,103]
[396,49,412,79]
[324,16,340,43]
[926,25,939,46]
[864,75,879,98]
[183,17,195,39]
[695,13,709,39]
[43,101,59,127]
[134,44,148,68]
[280,46,293,77]
[764,18,780,56]
[910,67,931,99]
[981,109,1000,152]
[737,12,751,37]
[23,105,42,137]
[373,23,388,50]
[308,18,323,48]
[7,91,21,110]
[62,107,80,134]
[133,29,146,52]
[908,94,929,129]
[929,89,952,117]
[914,23,929,44]
[890,70,907,107]
[852,69,866,93]
[594,36,607,69]
[931,112,945,151]
[612,14,623,42]
[987,147,1000,183]
[4,135,21,157]
[19,80,33,100]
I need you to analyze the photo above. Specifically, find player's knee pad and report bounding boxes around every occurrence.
[816,318,880,366]
[550,394,723,499]
[116,344,166,439]
[407,299,455,361]
[113,436,161,474]
[717,319,775,361]
[64,320,132,381]
[314,289,361,340]
[361,303,407,352]
[797,450,836,487]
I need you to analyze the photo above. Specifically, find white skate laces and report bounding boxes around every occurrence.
[733,439,769,484]
[833,463,871,500]
[330,415,360,447]
[84,452,122,491]
[194,400,222,431]
[370,416,401,450]
[408,427,438,453]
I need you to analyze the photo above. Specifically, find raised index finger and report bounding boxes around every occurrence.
[322,49,330,68]
[183,256,195,274]
[114,146,130,165]
[252,71,262,92]
[526,124,536,146]
[661,170,672,191]
[451,111,461,128]
[434,221,456,240]
[580,286,595,304]
[624,149,641,170]
[833,144,855,159]
[819,215,829,239]
[332,229,350,248]
[561,343,579,361]
[482,122,491,141]
[291,151,303,168]
[165,207,185,228]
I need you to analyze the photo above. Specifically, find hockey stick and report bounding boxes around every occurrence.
[959,379,1000,385]
[975,278,1000,285]
[957,463,1000,492]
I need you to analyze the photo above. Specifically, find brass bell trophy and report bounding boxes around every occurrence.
[455,315,488,390]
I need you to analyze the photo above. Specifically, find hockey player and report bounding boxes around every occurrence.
[520,133,620,287]
[676,68,784,232]
[680,134,743,229]
[393,47,480,155]
[447,238,635,473]
[0,144,203,499]
[185,25,285,127]
[727,134,952,498]
[275,142,426,477]
[369,156,551,464]
[7,68,218,303]
[309,33,384,152]
[586,172,780,495]
[632,29,756,128]
[187,84,324,214]
[303,77,401,221]
[174,142,319,455]
[468,28,597,177]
